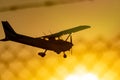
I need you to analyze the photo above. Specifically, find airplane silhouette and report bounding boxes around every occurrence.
[0,21,90,58]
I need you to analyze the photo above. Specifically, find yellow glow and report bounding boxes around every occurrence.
[0,0,120,80]
[65,73,98,80]
[80,73,98,80]
[65,74,79,80]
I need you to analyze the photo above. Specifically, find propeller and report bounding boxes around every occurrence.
[70,34,72,43]
[70,35,73,55]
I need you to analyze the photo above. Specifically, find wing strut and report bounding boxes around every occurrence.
[65,33,72,41]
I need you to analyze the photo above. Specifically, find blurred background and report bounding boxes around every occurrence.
[0,0,120,80]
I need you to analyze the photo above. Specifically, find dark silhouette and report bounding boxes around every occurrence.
[0,21,90,58]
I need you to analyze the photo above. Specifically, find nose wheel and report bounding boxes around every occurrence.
[63,52,67,58]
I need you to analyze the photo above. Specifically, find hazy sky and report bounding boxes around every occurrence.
[0,0,120,40]
[0,1,120,80]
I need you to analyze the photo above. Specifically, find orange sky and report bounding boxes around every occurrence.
[0,0,120,40]
[0,0,120,80]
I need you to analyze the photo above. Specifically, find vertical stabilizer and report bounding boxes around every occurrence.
[0,21,17,41]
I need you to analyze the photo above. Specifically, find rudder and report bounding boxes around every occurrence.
[0,21,17,41]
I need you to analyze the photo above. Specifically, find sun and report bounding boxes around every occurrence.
[65,74,79,80]
[65,73,98,80]
[80,73,98,80]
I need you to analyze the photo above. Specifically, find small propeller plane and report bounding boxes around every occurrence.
[0,21,90,58]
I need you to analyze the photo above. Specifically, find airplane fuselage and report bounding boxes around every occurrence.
[9,33,73,54]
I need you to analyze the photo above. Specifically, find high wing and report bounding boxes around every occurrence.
[41,25,91,38]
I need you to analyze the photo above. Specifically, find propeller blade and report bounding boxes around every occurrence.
[70,35,73,55]
[70,35,72,43]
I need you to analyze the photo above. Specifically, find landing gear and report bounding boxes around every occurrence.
[63,52,67,58]
[38,52,46,57]
[38,50,47,57]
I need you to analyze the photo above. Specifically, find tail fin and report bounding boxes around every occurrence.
[0,21,17,41]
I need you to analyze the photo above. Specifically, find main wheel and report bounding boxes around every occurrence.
[38,52,46,57]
